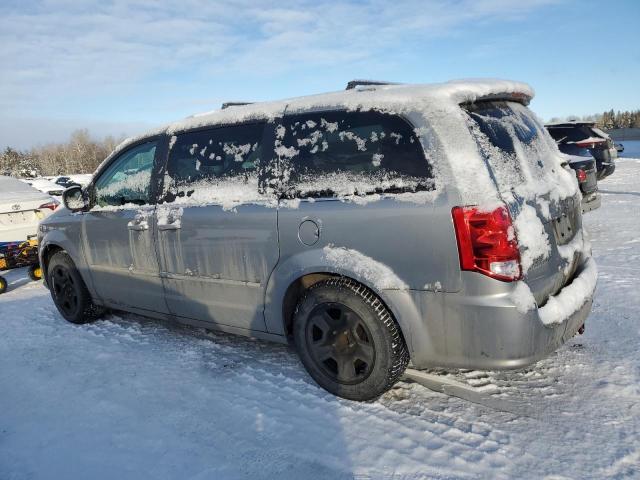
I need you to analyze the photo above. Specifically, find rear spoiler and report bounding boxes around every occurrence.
[461,91,532,106]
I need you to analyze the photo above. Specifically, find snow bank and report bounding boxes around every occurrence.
[538,258,598,326]
[322,245,408,290]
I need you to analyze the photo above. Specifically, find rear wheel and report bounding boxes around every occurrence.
[293,277,409,401]
[48,251,103,324]
[0,276,7,294]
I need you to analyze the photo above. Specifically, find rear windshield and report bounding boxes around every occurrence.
[464,101,559,193]
[546,125,595,143]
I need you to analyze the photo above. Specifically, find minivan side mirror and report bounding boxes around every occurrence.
[62,185,89,212]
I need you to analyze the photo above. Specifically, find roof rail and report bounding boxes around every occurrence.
[221,101,254,110]
[345,79,400,90]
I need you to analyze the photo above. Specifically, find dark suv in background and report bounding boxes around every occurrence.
[546,121,617,180]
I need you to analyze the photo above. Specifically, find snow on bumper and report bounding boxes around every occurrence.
[538,256,598,326]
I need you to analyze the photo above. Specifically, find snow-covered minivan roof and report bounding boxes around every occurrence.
[104,79,533,168]
[171,78,533,134]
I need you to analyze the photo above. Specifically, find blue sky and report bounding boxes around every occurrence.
[1,0,639,149]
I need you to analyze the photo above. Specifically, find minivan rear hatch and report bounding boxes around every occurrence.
[463,101,583,307]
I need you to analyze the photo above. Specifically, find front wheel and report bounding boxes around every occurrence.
[48,251,103,324]
[293,277,409,401]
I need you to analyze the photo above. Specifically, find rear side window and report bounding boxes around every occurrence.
[466,102,539,156]
[546,126,594,143]
[275,111,433,198]
[163,123,267,206]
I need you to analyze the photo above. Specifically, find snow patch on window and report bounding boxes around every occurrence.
[97,169,150,201]
[320,118,338,133]
[390,132,403,144]
[338,131,367,151]
[222,142,253,162]
[164,174,276,212]
[291,171,434,200]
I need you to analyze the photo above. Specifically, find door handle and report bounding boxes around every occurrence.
[128,220,149,231]
[128,213,149,231]
[158,222,181,231]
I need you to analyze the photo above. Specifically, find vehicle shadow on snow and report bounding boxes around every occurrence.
[0,291,364,479]
[599,189,640,197]
[0,266,35,291]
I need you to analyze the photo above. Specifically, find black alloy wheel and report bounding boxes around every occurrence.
[305,302,375,385]
[293,277,409,401]
[47,251,103,324]
[51,264,80,317]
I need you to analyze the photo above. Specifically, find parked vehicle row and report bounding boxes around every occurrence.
[545,121,617,180]
[20,174,93,197]
[37,79,597,400]
[565,155,600,213]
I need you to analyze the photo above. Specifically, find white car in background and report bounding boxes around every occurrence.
[20,177,65,197]
[67,174,93,186]
[1,176,58,244]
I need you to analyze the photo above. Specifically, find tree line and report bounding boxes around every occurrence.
[548,109,640,130]
[1,129,123,178]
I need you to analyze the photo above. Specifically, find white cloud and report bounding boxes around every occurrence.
[0,0,562,147]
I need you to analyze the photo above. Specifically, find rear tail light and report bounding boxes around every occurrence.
[576,169,587,183]
[452,205,522,282]
[38,201,59,211]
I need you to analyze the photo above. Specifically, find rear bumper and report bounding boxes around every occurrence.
[388,257,597,370]
[581,191,601,213]
[0,224,40,244]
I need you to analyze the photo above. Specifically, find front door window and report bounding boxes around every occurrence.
[94,141,157,208]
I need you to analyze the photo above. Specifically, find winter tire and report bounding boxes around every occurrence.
[293,277,409,401]
[48,251,103,324]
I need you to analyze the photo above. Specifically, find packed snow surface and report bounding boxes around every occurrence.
[2,159,639,479]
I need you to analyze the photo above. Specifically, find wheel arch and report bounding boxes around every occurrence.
[38,231,99,302]
[40,243,64,283]
[264,249,421,357]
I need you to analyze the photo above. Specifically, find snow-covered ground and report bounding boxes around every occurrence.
[1,160,639,480]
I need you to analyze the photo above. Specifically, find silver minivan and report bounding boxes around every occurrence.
[39,80,597,400]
